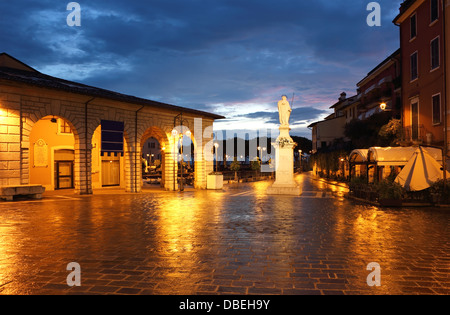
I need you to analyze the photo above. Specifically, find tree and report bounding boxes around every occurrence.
[251,158,261,179]
[378,119,402,146]
[344,111,392,148]
[229,157,241,181]
[291,136,313,153]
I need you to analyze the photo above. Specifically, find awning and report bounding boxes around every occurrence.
[367,146,443,166]
[395,147,450,191]
[349,149,369,164]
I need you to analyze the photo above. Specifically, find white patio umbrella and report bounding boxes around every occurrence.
[395,147,450,191]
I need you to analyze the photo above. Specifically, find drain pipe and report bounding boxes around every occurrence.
[84,97,96,195]
[135,106,145,193]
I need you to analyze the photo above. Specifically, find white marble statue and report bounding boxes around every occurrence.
[278,95,292,127]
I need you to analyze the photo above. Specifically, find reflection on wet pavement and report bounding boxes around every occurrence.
[0,173,448,295]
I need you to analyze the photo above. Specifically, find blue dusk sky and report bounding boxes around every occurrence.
[0,0,403,138]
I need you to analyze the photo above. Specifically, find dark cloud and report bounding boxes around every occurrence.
[237,107,328,125]
[1,0,402,136]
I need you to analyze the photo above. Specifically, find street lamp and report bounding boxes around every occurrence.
[380,102,387,111]
[173,113,191,192]
[299,150,302,171]
[340,157,346,179]
[214,143,219,172]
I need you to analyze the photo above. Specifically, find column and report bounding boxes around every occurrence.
[75,141,93,195]
[0,94,21,186]
[164,150,178,191]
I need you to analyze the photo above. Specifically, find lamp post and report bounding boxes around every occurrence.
[173,113,191,192]
[214,143,219,172]
[299,150,302,172]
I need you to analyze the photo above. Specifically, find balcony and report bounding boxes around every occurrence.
[399,125,427,145]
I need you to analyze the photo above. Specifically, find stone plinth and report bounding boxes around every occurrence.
[267,126,301,196]
[0,184,45,201]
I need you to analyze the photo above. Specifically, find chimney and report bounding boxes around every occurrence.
[339,92,347,101]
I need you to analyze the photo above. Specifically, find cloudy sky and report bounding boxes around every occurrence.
[0,0,402,138]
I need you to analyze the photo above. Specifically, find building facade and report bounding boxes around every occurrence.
[446,0,450,156]
[0,53,223,194]
[394,0,447,147]
[309,49,401,154]
[356,49,402,121]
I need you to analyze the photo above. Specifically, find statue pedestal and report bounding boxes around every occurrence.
[267,127,301,196]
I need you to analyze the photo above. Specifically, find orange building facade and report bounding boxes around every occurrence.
[394,0,448,149]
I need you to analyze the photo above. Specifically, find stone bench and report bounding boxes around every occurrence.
[0,185,46,201]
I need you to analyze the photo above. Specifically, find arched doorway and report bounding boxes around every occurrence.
[177,132,196,189]
[141,137,163,187]
[139,123,207,191]
[140,127,169,189]
[90,124,129,190]
[29,116,78,191]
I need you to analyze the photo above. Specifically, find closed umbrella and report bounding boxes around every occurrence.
[395,147,450,191]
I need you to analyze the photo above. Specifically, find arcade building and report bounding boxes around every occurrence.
[0,53,223,195]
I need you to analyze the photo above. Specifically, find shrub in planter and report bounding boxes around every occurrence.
[250,158,261,179]
[349,176,368,192]
[429,179,450,204]
[375,179,403,201]
[229,157,241,181]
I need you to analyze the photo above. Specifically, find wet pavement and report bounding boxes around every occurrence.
[0,173,449,295]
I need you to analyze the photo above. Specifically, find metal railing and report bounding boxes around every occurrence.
[400,125,426,143]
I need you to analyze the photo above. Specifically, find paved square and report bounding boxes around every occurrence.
[0,174,448,295]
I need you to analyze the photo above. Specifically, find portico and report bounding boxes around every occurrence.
[0,53,223,194]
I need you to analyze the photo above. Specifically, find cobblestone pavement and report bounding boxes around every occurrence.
[0,173,449,295]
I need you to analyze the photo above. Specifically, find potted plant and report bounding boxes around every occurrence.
[250,158,261,180]
[229,157,241,182]
[349,176,368,199]
[429,179,450,205]
[375,179,403,207]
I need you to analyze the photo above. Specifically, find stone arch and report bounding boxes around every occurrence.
[89,122,133,191]
[140,126,170,149]
[26,114,84,192]
[22,108,83,144]
[139,125,173,190]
